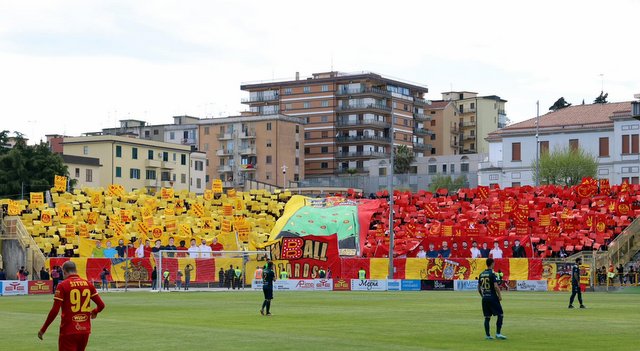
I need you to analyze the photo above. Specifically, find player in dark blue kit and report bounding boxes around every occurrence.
[478,258,507,340]
[568,257,586,309]
[260,261,276,316]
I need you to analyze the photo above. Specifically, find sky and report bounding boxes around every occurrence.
[1,0,639,143]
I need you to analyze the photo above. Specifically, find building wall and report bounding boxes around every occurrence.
[190,152,207,194]
[67,163,102,189]
[63,136,192,193]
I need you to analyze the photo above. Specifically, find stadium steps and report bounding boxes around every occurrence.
[0,216,47,278]
[603,217,640,268]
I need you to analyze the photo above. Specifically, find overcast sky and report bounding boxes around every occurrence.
[1,0,639,143]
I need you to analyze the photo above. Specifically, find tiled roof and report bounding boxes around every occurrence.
[426,100,450,109]
[488,101,632,139]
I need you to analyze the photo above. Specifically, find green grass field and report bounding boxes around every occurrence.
[1,290,639,351]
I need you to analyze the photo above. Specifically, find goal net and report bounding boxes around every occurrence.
[156,250,270,291]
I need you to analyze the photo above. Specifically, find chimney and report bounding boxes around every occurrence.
[295,72,299,80]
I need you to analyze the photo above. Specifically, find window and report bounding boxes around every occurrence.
[321,116,328,123]
[451,164,455,173]
[132,147,138,159]
[428,165,437,174]
[172,174,176,182]
[461,163,469,172]
[321,146,329,153]
[130,168,140,179]
[266,155,272,164]
[379,168,387,176]
[197,178,202,188]
[321,162,329,169]
[403,119,408,126]
[284,88,292,95]
[599,137,609,157]
[204,143,209,151]
[304,132,311,139]
[148,150,154,160]
[220,126,225,133]
[512,182,521,187]
[173,153,176,161]
[146,170,156,180]
[85,169,93,182]
[153,129,159,135]
[267,139,272,147]
[295,157,299,166]
[321,85,329,92]
[204,127,210,135]
[115,167,122,178]
[470,102,475,109]
[632,177,640,185]
[266,172,271,180]
[296,142,299,150]
[75,168,80,178]
[569,139,579,151]
[431,134,436,140]
[540,141,549,155]
[181,154,186,165]
[321,101,329,107]
[181,173,186,184]
[294,174,300,181]
[195,161,204,171]
[115,145,122,157]
[295,125,299,133]
[321,131,328,138]
[303,86,311,93]
[169,132,175,140]
[431,120,436,127]
[489,174,499,181]
[431,148,436,155]
[633,134,640,154]
[144,130,150,137]
[161,172,170,181]
[512,142,521,161]
[303,102,310,109]
[266,123,272,131]
[305,147,310,154]
[285,103,292,110]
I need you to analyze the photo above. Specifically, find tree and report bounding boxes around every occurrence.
[0,131,70,199]
[549,97,572,111]
[428,175,467,193]
[594,91,608,104]
[393,145,415,174]
[531,146,597,186]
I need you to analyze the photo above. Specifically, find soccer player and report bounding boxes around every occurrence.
[260,261,276,316]
[38,261,105,351]
[478,258,507,340]
[569,257,586,309]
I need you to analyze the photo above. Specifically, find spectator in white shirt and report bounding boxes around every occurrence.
[416,246,427,259]
[188,239,199,258]
[199,239,213,258]
[135,239,150,258]
[470,241,481,258]
[490,241,503,259]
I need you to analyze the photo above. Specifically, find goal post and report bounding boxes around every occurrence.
[156,250,270,291]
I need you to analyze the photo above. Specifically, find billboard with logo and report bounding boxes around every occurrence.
[387,279,401,291]
[28,280,53,295]
[515,280,547,291]
[454,280,479,291]
[421,280,454,291]
[333,279,351,291]
[350,279,388,291]
[400,280,421,291]
[1,280,28,296]
[313,279,333,291]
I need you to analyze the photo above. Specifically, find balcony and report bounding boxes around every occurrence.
[461,121,476,128]
[413,142,432,151]
[145,159,162,168]
[241,95,279,104]
[335,167,369,175]
[217,133,234,140]
[463,134,476,141]
[240,147,257,155]
[336,86,391,97]
[337,103,391,113]
[239,164,257,172]
[239,130,256,139]
[335,151,389,159]
[222,181,235,188]
[450,124,460,134]
[414,128,434,137]
[462,148,477,154]
[450,139,460,148]
[413,112,431,122]
[414,97,431,106]
[459,107,476,114]
[161,162,175,169]
[216,149,233,157]
[335,119,391,129]
[336,135,391,144]
[145,179,159,188]
[632,101,640,121]
[217,165,232,173]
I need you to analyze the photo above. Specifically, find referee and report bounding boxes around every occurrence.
[260,261,276,316]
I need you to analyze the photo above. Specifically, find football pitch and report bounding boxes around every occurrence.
[1,289,639,351]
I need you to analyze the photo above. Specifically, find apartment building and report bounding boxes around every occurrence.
[424,100,458,156]
[62,135,193,193]
[479,101,638,187]
[62,155,102,189]
[198,114,304,188]
[442,91,508,155]
[100,116,200,148]
[240,71,431,178]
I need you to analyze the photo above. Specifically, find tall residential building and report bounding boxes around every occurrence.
[442,91,507,155]
[198,114,304,188]
[424,100,458,155]
[240,71,431,178]
[62,135,195,193]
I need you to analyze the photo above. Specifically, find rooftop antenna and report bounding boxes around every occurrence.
[331,53,334,71]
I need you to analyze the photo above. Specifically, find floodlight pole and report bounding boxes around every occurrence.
[388,106,395,280]
[535,101,540,187]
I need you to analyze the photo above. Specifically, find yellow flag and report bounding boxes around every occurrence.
[192,203,204,217]
[78,223,89,238]
[212,179,223,193]
[204,189,214,201]
[136,222,149,237]
[150,226,163,240]
[90,192,103,207]
[41,210,53,226]
[8,200,21,216]
[179,223,192,237]
[65,224,76,238]
[30,192,44,206]
[58,204,73,224]
[87,211,99,225]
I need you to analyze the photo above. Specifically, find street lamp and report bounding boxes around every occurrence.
[281,164,288,189]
